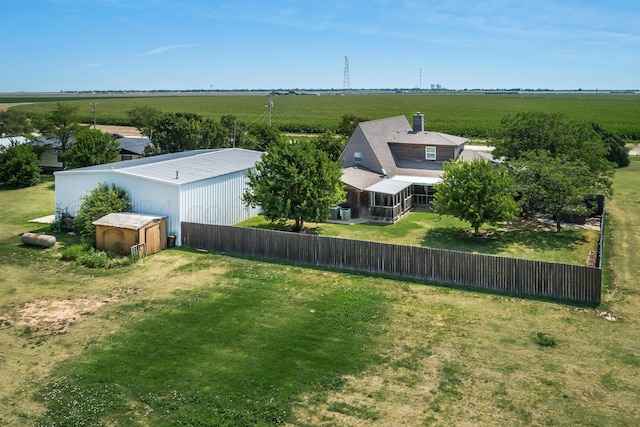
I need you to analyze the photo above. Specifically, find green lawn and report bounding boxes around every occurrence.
[0,161,638,426]
[238,211,599,265]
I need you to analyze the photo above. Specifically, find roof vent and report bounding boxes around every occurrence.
[175,170,179,180]
[413,112,424,133]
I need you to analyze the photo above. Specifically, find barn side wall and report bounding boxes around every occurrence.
[55,169,257,248]
[55,171,181,244]
[180,170,260,229]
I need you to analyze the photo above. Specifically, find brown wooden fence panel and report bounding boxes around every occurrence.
[181,223,601,304]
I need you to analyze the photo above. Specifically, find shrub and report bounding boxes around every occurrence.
[51,208,74,232]
[73,183,132,245]
[533,332,557,347]
[78,248,112,268]
[0,142,41,188]
[60,244,89,262]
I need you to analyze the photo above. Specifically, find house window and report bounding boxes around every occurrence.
[425,146,436,160]
[354,152,363,162]
[121,155,133,161]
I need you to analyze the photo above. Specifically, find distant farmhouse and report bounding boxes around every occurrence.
[37,134,152,172]
[340,113,493,222]
[111,134,151,162]
[55,148,262,246]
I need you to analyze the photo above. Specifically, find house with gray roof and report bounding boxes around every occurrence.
[114,136,151,161]
[55,148,263,246]
[339,113,493,222]
[35,133,153,171]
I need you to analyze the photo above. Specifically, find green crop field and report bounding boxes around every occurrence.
[4,92,640,138]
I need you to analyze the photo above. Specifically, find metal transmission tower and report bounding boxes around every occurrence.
[343,56,350,93]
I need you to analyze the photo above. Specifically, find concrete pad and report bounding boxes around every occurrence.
[30,214,55,224]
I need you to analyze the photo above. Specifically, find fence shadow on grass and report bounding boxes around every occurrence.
[181,223,602,305]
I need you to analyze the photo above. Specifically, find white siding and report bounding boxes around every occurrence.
[55,167,258,248]
[55,172,181,244]
[40,149,63,171]
[55,171,118,216]
[180,170,259,227]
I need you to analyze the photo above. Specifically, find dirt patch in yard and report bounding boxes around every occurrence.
[0,288,136,338]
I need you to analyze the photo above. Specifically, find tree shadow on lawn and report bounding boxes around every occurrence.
[35,263,387,426]
[247,220,322,235]
[421,222,589,257]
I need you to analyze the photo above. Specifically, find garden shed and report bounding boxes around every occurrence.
[93,212,167,256]
[54,148,263,246]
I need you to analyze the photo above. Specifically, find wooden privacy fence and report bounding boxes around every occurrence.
[181,223,601,305]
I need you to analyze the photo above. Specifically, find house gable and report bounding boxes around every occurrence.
[340,115,468,181]
[340,125,383,174]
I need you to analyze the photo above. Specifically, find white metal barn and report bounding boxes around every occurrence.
[54,148,263,246]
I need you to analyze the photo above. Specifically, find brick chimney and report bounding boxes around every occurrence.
[412,112,424,132]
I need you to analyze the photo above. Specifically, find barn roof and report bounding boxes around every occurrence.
[93,212,166,230]
[55,148,263,185]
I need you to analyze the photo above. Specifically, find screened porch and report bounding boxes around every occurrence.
[365,180,413,223]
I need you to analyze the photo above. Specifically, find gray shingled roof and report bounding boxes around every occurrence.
[355,116,468,179]
[459,148,494,162]
[55,148,263,185]
[341,165,385,191]
[117,136,151,156]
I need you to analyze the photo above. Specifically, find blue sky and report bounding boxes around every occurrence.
[2,0,639,92]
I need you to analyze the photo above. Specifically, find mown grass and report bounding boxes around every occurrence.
[7,92,640,138]
[33,259,388,426]
[238,212,598,265]
[0,161,638,426]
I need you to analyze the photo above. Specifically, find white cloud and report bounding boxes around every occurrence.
[137,44,199,56]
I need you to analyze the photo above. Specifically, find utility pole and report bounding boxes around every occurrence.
[89,102,99,129]
[268,93,274,126]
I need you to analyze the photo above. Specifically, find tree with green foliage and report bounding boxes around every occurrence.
[127,105,163,139]
[64,128,120,169]
[313,131,346,162]
[247,122,283,151]
[432,159,520,236]
[145,112,228,155]
[243,139,345,232]
[0,141,41,188]
[0,109,34,137]
[510,151,606,232]
[73,183,132,245]
[39,103,83,167]
[337,114,370,138]
[592,122,630,168]
[219,114,251,148]
[495,111,615,189]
